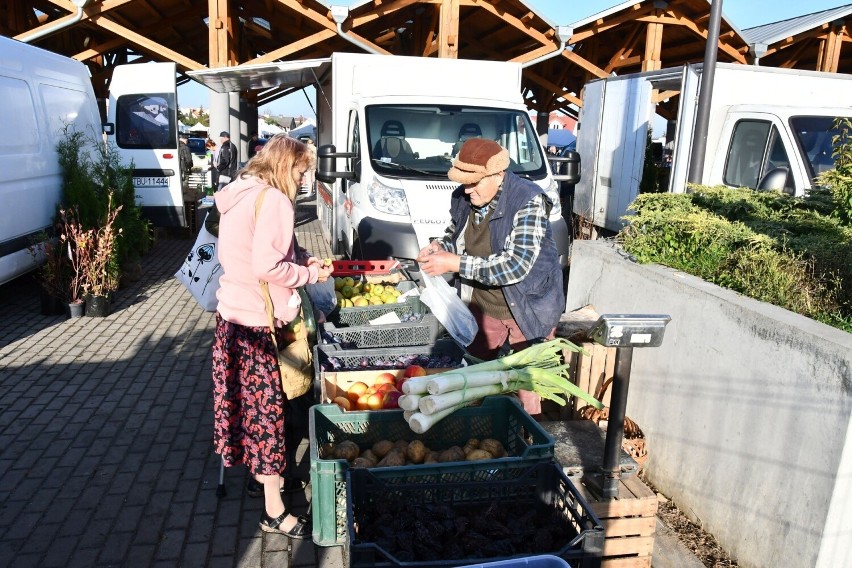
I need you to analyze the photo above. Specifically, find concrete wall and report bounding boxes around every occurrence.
[566,240,852,568]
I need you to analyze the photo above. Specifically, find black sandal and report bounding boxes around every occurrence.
[247,475,308,497]
[259,512,312,539]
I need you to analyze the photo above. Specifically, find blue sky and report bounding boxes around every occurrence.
[179,0,850,116]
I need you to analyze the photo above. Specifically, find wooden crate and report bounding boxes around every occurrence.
[575,475,657,568]
[568,342,617,415]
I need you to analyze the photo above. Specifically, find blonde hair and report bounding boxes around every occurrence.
[238,135,314,202]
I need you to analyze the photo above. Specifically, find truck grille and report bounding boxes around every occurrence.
[424,183,457,191]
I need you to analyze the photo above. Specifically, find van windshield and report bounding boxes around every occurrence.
[115,93,177,149]
[790,116,851,179]
[365,105,547,179]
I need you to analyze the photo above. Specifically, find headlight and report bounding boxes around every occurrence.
[545,178,562,218]
[368,178,409,216]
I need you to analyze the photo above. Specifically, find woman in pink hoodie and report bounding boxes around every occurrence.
[211,135,331,538]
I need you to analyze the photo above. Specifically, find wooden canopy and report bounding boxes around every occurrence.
[2,0,828,119]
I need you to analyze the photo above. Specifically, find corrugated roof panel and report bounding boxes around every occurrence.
[743,4,852,45]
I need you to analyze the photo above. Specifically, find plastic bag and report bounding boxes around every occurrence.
[420,273,478,346]
[305,277,336,321]
[175,214,221,311]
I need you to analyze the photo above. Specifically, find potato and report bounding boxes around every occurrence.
[437,446,466,463]
[361,449,378,465]
[393,439,410,453]
[462,438,480,456]
[466,449,493,461]
[333,440,360,462]
[479,438,506,458]
[352,457,374,468]
[423,450,439,464]
[371,440,394,459]
[406,440,427,464]
[320,442,335,458]
[377,448,406,467]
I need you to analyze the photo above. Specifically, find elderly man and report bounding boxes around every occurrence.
[416,138,564,415]
[216,131,238,191]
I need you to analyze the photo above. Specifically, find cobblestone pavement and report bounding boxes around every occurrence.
[0,195,344,567]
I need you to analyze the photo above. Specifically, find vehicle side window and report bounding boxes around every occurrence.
[349,111,360,179]
[0,77,38,151]
[724,120,771,188]
[116,93,176,149]
[764,127,793,189]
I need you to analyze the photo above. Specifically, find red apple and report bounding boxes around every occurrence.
[374,372,397,386]
[366,392,385,411]
[394,376,409,392]
[404,365,427,378]
[382,390,402,409]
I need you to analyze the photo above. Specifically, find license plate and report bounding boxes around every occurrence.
[133,176,169,187]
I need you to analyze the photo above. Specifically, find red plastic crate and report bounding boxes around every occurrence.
[331,260,400,277]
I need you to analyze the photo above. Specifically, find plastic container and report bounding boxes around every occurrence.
[308,396,556,547]
[346,463,604,567]
[322,313,443,349]
[465,557,571,568]
[331,259,401,276]
[329,281,426,327]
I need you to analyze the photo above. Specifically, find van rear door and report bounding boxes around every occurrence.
[107,62,184,227]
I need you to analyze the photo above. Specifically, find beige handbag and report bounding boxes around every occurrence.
[255,188,314,400]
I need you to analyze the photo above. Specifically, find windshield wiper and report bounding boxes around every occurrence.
[371,158,433,176]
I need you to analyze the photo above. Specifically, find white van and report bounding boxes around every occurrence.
[105,62,186,227]
[189,54,571,269]
[0,36,103,285]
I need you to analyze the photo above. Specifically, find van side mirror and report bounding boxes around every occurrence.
[550,150,581,185]
[103,123,114,135]
[757,167,791,194]
[317,144,356,184]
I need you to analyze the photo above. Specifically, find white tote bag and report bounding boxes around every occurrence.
[175,214,222,311]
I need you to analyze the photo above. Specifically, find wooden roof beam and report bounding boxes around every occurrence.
[439,0,459,58]
[570,3,652,44]
[637,12,746,64]
[246,30,337,64]
[524,71,583,108]
[604,24,644,73]
[85,12,204,70]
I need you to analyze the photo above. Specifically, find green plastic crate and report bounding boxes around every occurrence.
[308,396,555,547]
[329,281,428,326]
[347,462,605,567]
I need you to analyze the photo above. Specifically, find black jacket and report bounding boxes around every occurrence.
[216,140,238,180]
[179,142,193,180]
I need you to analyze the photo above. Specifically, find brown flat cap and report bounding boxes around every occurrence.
[448,138,510,184]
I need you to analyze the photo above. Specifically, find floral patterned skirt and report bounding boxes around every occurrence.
[212,313,289,475]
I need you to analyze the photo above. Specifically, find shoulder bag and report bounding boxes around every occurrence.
[255,187,314,400]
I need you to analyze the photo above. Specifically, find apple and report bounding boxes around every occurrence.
[332,396,351,411]
[394,376,409,392]
[374,372,397,386]
[356,393,371,410]
[346,381,369,403]
[404,365,427,378]
[382,390,402,409]
[375,383,397,395]
[366,392,384,411]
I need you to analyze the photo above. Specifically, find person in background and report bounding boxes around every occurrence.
[212,134,331,538]
[303,138,317,197]
[416,138,564,416]
[179,134,198,227]
[248,132,259,160]
[205,138,219,191]
[216,131,238,191]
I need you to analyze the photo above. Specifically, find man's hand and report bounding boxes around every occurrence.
[417,249,461,276]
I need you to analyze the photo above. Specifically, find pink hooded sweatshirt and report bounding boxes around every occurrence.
[214,175,319,327]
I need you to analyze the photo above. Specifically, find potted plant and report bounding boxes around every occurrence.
[27,230,69,316]
[80,194,123,317]
[57,206,88,318]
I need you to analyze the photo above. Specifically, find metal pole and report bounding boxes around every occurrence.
[600,347,634,499]
[687,0,724,184]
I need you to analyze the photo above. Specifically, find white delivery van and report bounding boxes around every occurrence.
[189,53,571,268]
[0,35,103,285]
[575,63,852,233]
[105,62,186,227]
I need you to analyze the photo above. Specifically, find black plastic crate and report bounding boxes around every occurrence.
[322,314,443,348]
[346,462,604,568]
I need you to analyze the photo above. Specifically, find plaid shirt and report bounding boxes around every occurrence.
[438,185,548,286]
